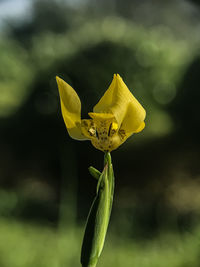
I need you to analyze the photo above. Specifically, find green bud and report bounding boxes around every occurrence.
[88,166,101,180]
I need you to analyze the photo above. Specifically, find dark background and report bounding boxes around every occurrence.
[0,0,200,266]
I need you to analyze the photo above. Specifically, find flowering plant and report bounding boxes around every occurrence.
[56,74,146,267]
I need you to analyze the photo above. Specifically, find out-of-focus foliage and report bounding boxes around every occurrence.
[1,14,195,135]
[0,39,33,116]
[1,0,200,266]
[0,217,199,267]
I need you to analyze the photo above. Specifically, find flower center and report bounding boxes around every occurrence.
[81,113,127,152]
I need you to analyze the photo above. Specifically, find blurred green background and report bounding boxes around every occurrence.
[1,0,200,266]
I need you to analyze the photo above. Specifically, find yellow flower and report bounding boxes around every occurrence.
[56,74,146,152]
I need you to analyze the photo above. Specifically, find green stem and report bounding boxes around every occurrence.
[80,152,114,267]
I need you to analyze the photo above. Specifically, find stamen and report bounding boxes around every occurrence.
[81,116,121,151]
[108,123,112,137]
[108,122,118,137]
[81,119,97,139]
[88,127,96,137]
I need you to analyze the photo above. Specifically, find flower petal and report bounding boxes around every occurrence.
[56,76,87,140]
[88,112,115,121]
[93,74,146,132]
[134,121,145,133]
[120,102,146,134]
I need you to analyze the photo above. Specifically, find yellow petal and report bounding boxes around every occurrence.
[93,74,146,133]
[56,76,87,140]
[88,112,115,121]
[134,121,145,133]
[120,102,146,135]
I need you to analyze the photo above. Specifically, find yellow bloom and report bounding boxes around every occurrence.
[56,74,146,152]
